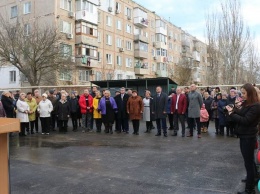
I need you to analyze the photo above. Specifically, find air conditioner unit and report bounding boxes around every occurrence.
[66,33,73,39]
[152,42,156,47]
[90,70,95,75]
[116,9,120,14]
[153,56,157,60]
[108,7,113,12]
[127,15,131,20]
[68,12,74,18]
[119,48,124,52]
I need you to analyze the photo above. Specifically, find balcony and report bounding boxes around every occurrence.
[156,19,167,35]
[133,8,148,28]
[134,67,149,75]
[76,35,98,47]
[155,42,167,50]
[134,50,148,59]
[134,35,149,43]
[156,70,168,77]
[76,56,98,68]
[193,51,200,62]
[76,10,98,25]
[182,39,190,47]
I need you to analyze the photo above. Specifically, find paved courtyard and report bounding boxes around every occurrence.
[9,121,260,194]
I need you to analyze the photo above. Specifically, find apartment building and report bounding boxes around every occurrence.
[0,0,208,86]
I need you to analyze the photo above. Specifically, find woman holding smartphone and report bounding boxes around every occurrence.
[226,83,260,194]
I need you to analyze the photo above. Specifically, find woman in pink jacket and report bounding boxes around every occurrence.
[200,104,209,133]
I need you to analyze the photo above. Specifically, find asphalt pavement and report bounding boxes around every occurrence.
[9,121,260,194]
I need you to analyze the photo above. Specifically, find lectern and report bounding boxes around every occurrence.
[0,118,20,194]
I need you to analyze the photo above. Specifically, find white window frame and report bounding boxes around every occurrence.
[126,24,132,34]
[116,37,122,48]
[11,6,18,18]
[97,32,101,42]
[116,55,122,66]
[24,2,31,14]
[79,70,90,82]
[96,72,102,81]
[9,70,16,83]
[60,20,72,34]
[106,54,112,64]
[106,34,112,45]
[24,24,31,36]
[116,20,121,30]
[117,74,123,80]
[60,0,72,11]
[60,70,72,81]
[106,16,112,26]
[125,58,132,67]
[116,2,121,12]
[126,41,132,51]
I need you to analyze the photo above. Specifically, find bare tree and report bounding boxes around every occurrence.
[205,0,260,85]
[0,15,69,86]
[173,58,193,86]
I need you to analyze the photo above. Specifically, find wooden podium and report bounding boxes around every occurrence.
[0,118,20,194]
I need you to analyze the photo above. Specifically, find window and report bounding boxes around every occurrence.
[11,6,18,18]
[96,72,102,81]
[156,48,167,57]
[60,20,72,33]
[116,56,122,65]
[106,34,112,45]
[24,24,31,36]
[117,74,123,80]
[60,44,72,57]
[98,12,101,23]
[125,58,132,67]
[60,0,72,11]
[81,46,97,58]
[116,38,122,48]
[107,73,113,80]
[82,1,94,13]
[24,2,31,14]
[156,34,167,43]
[97,32,101,42]
[125,7,131,18]
[169,42,173,50]
[116,20,121,30]
[116,2,121,12]
[152,49,155,57]
[138,42,148,52]
[106,16,112,26]
[59,70,71,81]
[9,71,16,83]
[126,75,133,79]
[82,23,97,36]
[126,41,132,50]
[106,54,112,64]
[157,63,167,70]
[98,52,101,62]
[79,70,90,81]
[126,24,132,33]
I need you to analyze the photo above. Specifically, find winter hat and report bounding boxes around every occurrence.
[42,93,47,98]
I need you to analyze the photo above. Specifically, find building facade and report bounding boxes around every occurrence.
[0,0,208,86]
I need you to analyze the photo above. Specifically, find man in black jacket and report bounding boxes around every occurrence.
[153,86,168,137]
[114,87,129,133]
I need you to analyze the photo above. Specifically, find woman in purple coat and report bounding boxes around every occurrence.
[98,90,117,134]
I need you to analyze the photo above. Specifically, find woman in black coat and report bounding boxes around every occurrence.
[69,92,79,131]
[56,94,70,133]
[1,91,15,118]
[226,83,260,194]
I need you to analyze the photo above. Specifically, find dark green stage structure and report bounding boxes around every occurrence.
[91,78,178,96]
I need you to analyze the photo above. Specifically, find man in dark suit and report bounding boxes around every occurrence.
[171,88,187,137]
[114,87,129,133]
[152,86,168,137]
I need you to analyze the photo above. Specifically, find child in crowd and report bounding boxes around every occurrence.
[200,104,209,133]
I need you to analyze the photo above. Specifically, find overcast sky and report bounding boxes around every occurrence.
[140,0,260,47]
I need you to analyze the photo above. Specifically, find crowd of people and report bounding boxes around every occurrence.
[1,83,260,193]
[0,84,257,139]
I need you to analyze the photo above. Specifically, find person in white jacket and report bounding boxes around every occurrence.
[37,93,53,135]
[16,93,30,136]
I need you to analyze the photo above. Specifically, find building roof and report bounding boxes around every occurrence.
[91,78,178,89]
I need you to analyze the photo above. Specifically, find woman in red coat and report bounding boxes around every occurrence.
[127,90,144,135]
